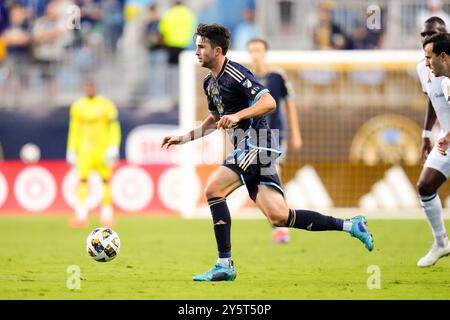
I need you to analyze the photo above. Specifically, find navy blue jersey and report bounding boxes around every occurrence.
[203,58,281,173]
[254,70,292,142]
[203,58,270,131]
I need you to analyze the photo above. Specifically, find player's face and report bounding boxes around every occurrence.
[195,36,217,69]
[247,41,267,66]
[424,43,447,77]
[420,22,440,43]
[85,83,96,98]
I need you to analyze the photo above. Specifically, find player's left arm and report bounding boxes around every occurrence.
[217,67,276,129]
[217,92,276,129]
[280,72,302,151]
[283,99,302,151]
[106,101,121,165]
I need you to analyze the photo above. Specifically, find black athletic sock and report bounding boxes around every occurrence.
[286,209,344,231]
[208,197,232,258]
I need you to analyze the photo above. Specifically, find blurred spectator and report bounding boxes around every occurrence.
[158,1,196,65]
[32,1,74,83]
[146,4,163,51]
[121,0,152,104]
[2,3,32,88]
[77,0,103,26]
[198,0,255,34]
[417,0,450,29]
[0,2,9,34]
[313,1,353,50]
[101,0,123,52]
[0,37,5,64]
[15,0,48,18]
[145,4,167,100]
[232,7,260,50]
[279,0,294,34]
[124,0,152,23]
[351,6,385,49]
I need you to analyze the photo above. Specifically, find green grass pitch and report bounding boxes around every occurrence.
[0,216,449,299]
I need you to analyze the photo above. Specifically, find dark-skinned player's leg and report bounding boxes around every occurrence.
[255,185,374,251]
[193,166,242,281]
[416,166,450,267]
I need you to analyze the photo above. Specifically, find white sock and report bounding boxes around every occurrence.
[75,204,88,221]
[217,257,231,267]
[343,219,353,232]
[420,193,448,247]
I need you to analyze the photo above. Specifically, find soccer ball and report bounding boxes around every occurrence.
[20,143,41,163]
[86,228,121,262]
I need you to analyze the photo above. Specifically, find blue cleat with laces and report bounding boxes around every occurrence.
[193,261,237,281]
[349,216,374,252]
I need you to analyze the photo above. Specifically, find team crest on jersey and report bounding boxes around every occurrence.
[208,81,224,115]
[243,79,252,88]
[251,86,260,95]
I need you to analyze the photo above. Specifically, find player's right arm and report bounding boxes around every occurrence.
[66,102,79,165]
[421,98,437,163]
[417,61,437,163]
[161,113,219,149]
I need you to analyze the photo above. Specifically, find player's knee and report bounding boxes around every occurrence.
[267,211,288,227]
[204,184,224,199]
[417,180,436,196]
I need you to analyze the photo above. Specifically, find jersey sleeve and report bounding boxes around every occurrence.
[442,77,450,103]
[227,64,269,102]
[416,61,428,94]
[278,70,294,101]
[106,99,118,120]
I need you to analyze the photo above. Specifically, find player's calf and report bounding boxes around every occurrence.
[280,209,374,251]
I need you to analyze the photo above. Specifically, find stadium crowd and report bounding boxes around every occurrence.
[0,0,448,108]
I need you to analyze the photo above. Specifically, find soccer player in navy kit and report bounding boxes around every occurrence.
[162,24,373,282]
[247,38,303,243]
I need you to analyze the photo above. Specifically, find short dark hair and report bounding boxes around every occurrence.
[247,38,269,50]
[195,23,231,55]
[425,16,447,30]
[423,32,450,55]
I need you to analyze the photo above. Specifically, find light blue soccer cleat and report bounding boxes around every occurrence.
[349,216,374,252]
[193,261,237,282]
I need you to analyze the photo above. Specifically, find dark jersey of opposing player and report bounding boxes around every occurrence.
[254,70,292,142]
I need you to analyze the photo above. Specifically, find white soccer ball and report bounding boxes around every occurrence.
[20,143,41,163]
[86,228,121,262]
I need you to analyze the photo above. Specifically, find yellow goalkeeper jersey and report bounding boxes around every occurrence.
[67,95,121,156]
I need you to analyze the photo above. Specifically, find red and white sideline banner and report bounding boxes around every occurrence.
[0,161,253,215]
[0,161,178,214]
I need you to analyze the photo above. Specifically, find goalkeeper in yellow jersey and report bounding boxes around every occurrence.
[66,80,121,228]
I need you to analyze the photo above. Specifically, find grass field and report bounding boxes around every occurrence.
[0,216,449,299]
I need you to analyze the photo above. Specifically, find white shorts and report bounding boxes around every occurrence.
[424,146,450,178]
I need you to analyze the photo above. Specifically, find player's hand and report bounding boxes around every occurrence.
[436,136,450,156]
[66,151,77,166]
[161,135,185,149]
[105,146,119,166]
[217,114,240,129]
[290,135,303,152]
[420,138,432,163]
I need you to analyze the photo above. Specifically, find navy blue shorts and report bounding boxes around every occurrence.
[224,127,284,201]
[223,163,284,202]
